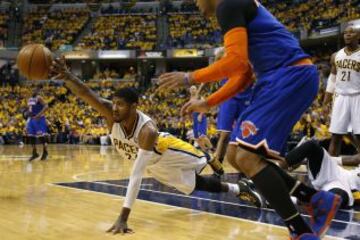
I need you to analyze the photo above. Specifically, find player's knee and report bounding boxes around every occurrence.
[235,147,265,177]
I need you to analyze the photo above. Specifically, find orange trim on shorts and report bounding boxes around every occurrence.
[291,58,313,66]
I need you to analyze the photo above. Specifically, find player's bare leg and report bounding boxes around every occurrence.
[214,131,230,164]
[329,134,343,156]
[225,143,239,170]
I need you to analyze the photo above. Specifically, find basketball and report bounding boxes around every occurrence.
[16,44,53,80]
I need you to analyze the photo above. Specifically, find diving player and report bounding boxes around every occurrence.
[51,56,264,235]
[283,140,360,209]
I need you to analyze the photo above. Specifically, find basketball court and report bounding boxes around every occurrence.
[0,145,358,240]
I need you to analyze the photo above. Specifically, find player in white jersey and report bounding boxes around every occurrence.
[325,25,360,156]
[51,57,264,235]
[281,140,360,209]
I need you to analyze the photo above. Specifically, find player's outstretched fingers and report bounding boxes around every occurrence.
[125,228,134,234]
[158,72,175,83]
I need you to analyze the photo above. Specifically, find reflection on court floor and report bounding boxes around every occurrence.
[56,173,360,240]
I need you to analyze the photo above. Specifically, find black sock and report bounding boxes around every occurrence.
[285,213,314,236]
[39,136,48,152]
[271,164,317,203]
[290,181,318,203]
[195,175,222,192]
[286,140,324,178]
[252,165,312,235]
[29,136,37,154]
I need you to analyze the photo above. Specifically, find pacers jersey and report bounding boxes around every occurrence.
[154,132,206,158]
[110,110,152,160]
[28,97,44,117]
[246,4,309,76]
[334,48,360,95]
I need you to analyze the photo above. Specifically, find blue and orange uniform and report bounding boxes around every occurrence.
[26,96,48,136]
[190,0,318,158]
[187,1,341,239]
[217,79,254,135]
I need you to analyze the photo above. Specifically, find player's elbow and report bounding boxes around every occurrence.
[223,54,250,77]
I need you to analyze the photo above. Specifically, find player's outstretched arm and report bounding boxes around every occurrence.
[340,154,360,166]
[50,56,114,128]
[107,122,158,235]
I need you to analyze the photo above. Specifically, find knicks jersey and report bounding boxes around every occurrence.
[334,48,360,95]
[28,97,44,117]
[247,4,309,76]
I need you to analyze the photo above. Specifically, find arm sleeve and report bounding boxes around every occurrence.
[206,66,254,106]
[191,0,257,84]
[123,149,154,209]
[325,73,336,93]
[192,27,249,83]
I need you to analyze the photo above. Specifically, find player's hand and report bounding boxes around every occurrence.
[197,135,213,151]
[50,55,73,81]
[106,216,134,235]
[158,72,188,91]
[181,99,210,116]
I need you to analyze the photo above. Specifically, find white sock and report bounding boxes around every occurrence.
[227,183,240,195]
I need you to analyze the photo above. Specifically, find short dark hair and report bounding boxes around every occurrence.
[114,87,139,104]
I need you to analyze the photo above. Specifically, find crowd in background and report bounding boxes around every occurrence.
[263,0,359,33]
[167,14,222,49]
[0,81,136,145]
[77,15,157,50]
[22,7,90,51]
[15,0,359,51]
[0,11,9,47]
